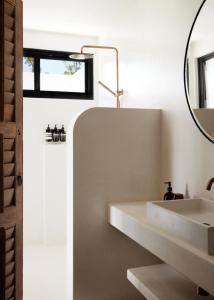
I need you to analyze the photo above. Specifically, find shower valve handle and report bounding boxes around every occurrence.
[116,89,124,97]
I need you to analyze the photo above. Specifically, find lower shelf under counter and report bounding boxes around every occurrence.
[128,264,214,300]
[109,201,214,295]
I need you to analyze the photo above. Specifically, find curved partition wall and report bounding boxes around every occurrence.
[73,107,161,300]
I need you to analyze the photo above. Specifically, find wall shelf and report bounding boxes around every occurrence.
[128,264,214,300]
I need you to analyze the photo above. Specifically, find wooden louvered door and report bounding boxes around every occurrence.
[0,1,23,300]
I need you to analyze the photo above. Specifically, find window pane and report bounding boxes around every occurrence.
[206,58,214,108]
[40,59,85,93]
[23,57,34,90]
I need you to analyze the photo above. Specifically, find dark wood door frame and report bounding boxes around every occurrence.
[0,0,23,299]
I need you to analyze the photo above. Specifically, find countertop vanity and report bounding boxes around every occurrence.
[109,200,214,299]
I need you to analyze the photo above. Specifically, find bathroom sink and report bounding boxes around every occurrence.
[146,198,214,254]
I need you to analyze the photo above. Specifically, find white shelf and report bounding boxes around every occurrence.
[128,264,214,300]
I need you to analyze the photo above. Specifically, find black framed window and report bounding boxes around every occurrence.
[198,52,214,108]
[23,48,94,100]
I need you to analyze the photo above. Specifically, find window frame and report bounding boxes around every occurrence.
[198,51,214,108]
[23,48,94,100]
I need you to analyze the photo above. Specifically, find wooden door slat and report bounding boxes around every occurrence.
[3,151,14,163]
[5,239,15,253]
[3,139,15,151]
[5,28,14,43]
[0,208,16,226]
[4,104,14,122]
[5,226,15,239]
[5,3,15,17]
[4,189,14,207]
[5,250,14,265]
[4,176,15,189]
[5,55,14,67]
[0,124,16,137]
[5,273,14,289]
[4,80,14,93]
[5,41,14,55]
[5,285,14,299]
[4,14,14,29]
[3,164,15,177]
[5,66,14,80]
[5,262,15,276]
[4,92,15,104]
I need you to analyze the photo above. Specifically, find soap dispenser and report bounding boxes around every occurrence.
[164,182,175,200]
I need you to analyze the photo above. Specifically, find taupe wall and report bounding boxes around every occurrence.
[73,108,161,300]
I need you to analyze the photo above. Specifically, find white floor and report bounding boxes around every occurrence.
[24,244,67,300]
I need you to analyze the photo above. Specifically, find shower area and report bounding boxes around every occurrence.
[22,22,128,298]
[22,30,98,300]
[23,99,74,300]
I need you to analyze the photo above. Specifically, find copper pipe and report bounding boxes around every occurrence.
[80,45,123,109]
[206,177,214,191]
[98,81,116,96]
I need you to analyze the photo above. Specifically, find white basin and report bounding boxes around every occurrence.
[146,198,214,254]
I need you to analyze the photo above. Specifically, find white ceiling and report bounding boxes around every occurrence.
[24,0,214,42]
[23,0,144,38]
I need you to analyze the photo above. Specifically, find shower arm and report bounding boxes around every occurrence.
[81,45,124,109]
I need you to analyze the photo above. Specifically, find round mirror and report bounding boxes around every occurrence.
[184,0,214,143]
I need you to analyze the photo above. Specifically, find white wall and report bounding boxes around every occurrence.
[23,30,98,245]
[24,0,214,244]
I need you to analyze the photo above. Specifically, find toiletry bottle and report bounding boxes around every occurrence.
[53,125,59,142]
[60,125,66,142]
[164,182,175,200]
[46,125,52,142]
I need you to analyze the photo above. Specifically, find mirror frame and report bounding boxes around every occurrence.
[183,0,214,144]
